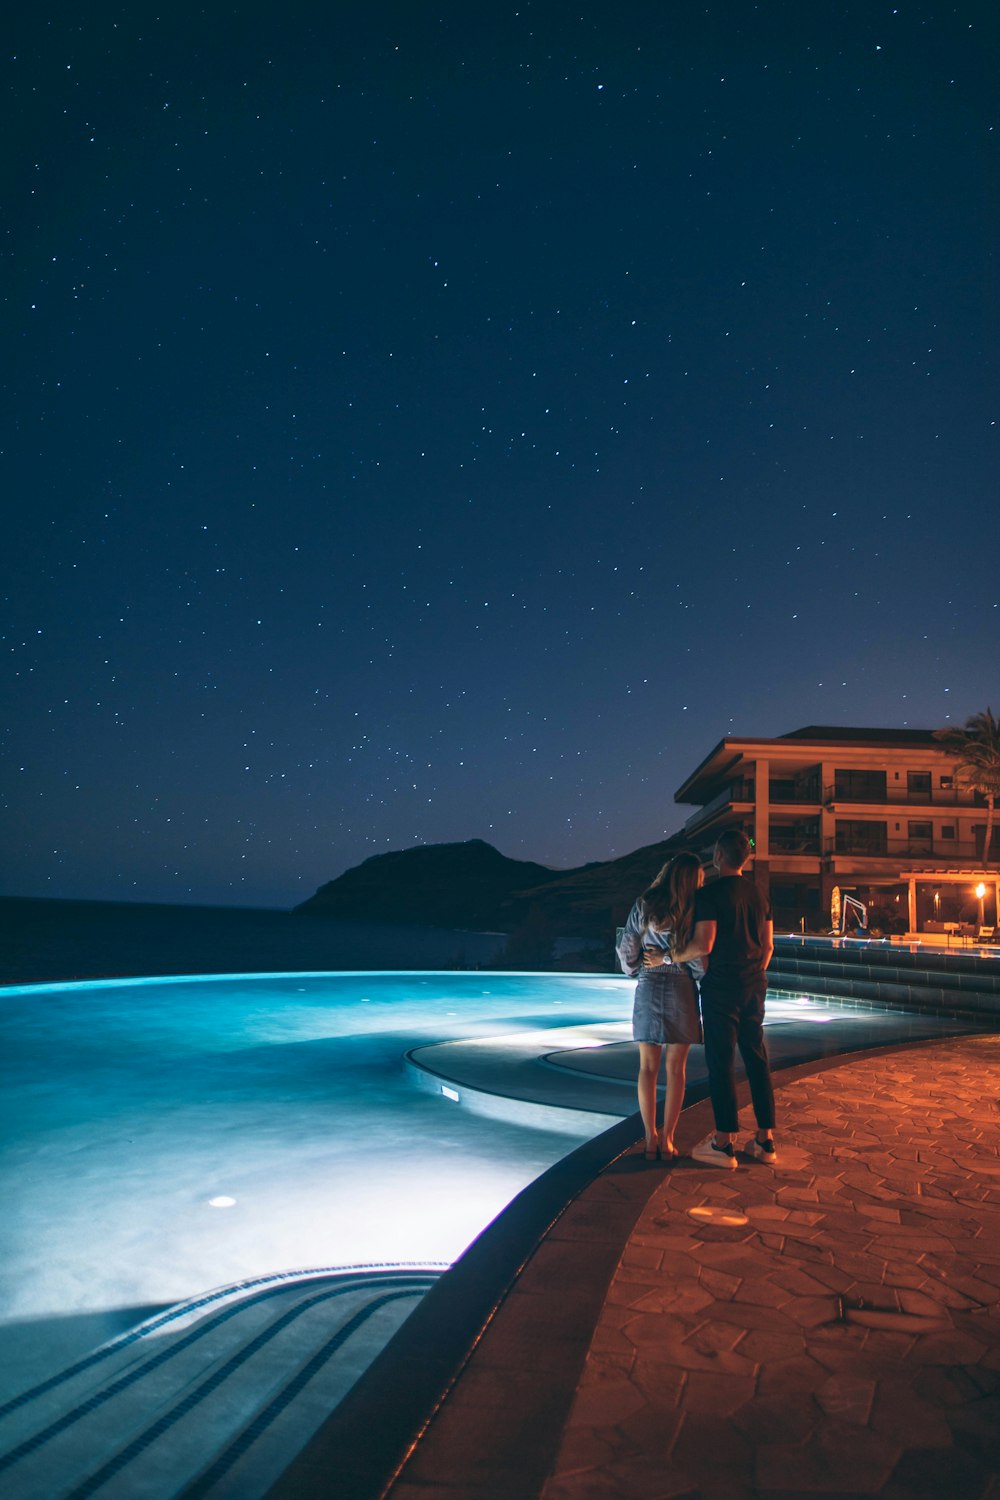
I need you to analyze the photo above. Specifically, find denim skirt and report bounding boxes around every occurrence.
[631,967,702,1045]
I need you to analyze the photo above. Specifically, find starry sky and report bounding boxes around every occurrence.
[3,2,997,909]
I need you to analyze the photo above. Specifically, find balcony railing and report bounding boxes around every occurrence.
[769,783,821,804]
[768,836,821,855]
[823,785,975,807]
[823,838,988,862]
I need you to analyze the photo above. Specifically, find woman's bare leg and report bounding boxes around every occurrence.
[637,1043,663,1150]
[661,1044,691,1155]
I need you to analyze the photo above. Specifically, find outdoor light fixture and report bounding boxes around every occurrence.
[441,1085,460,1102]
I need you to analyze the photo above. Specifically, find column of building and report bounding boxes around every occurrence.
[752,758,770,896]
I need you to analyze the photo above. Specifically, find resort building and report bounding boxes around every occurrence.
[672,726,1000,938]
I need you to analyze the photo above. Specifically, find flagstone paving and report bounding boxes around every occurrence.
[389,1034,1000,1500]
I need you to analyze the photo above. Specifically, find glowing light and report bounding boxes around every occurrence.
[208,1196,236,1208]
[975,883,987,900]
[441,1085,460,1102]
[687,1205,749,1227]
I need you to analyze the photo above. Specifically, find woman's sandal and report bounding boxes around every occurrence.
[643,1140,659,1160]
[659,1143,680,1161]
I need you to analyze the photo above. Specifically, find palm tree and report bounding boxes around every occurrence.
[934,708,1000,870]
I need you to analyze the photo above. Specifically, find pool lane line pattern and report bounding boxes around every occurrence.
[0,1261,447,1423]
[62,1285,432,1500]
[0,1268,440,1494]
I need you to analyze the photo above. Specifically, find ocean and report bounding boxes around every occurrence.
[0,896,509,985]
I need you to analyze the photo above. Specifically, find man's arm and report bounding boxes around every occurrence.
[762,919,774,971]
[671,919,716,966]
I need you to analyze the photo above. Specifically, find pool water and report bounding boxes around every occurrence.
[0,971,630,1402]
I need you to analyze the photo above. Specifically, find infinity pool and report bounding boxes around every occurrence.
[0,971,979,1499]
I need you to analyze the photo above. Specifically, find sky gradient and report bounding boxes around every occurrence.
[4,2,997,907]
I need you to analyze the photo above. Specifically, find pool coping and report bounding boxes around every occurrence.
[258,1034,983,1500]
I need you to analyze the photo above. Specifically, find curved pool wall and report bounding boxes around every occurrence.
[0,968,991,1500]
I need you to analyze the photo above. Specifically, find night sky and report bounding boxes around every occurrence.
[4,3,997,909]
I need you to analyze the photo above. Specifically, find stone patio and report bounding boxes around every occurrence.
[387,1034,1000,1500]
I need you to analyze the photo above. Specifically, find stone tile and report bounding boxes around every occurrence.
[911,1364,991,1407]
[623,1320,758,1378]
[869,1376,954,1449]
[885,1443,995,1499]
[779,1237,836,1265]
[589,1322,635,1356]
[897,1288,954,1318]
[671,1408,756,1481]
[612,1402,686,1459]
[755,1354,832,1398]
[735,1328,806,1363]
[605,1274,666,1306]
[698,1266,742,1299]
[678,1370,757,1415]
[627,1281,716,1318]
[627,1245,705,1278]
[627,1358,687,1413]
[620,1242,665,1269]
[907,1330,990,1366]
[707,1299,799,1333]
[767,1266,839,1297]
[814,1373,876,1425]
[730,1278,793,1308]
[783,1294,841,1328]
[549,1424,621,1473]
[947,1397,1000,1467]
[543,1455,699,1500]
[743,1204,791,1222]
[684,1318,751,1356]
[731,1389,818,1444]
[853,1328,921,1362]
[567,1368,649,1428]
[862,1203,903,1222]
[755,1420,901,1492]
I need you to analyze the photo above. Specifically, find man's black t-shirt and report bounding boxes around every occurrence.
[693,875,772,988]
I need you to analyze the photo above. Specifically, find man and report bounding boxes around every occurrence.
[671,829,776,1168]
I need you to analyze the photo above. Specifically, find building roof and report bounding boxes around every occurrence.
[674,725,941,804]
[778,726,938,745]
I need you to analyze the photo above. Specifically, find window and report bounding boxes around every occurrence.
[941,825,956,840]
[907,772,932,797]
[834,770,887,801]
[835,821,888,855]
[908,822,933,839]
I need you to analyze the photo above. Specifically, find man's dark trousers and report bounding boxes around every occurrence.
[700,979,775,1134]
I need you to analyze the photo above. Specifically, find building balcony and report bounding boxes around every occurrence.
[768,834,821,856]
[823,785,976,808]
[682,781,754,835]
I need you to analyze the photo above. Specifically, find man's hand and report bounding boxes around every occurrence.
[642,949,667,969]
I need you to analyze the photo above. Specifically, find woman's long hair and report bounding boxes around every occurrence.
[640,852,702,952]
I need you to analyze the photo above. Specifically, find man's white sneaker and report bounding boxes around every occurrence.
[690,1133,738,1169]
[745,1136,778,1163]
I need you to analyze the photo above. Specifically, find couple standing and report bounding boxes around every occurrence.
[616,829,776,1168]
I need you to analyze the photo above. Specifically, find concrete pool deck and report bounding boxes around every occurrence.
[274,1032,1000,1500]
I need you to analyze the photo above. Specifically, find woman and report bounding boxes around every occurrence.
[616,852,704,1160]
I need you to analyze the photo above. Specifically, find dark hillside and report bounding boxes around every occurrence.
[295,839,577,930]
[297,837,683,943]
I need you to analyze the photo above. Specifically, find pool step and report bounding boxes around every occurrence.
[0,1266,441,1500]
